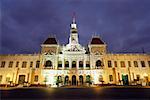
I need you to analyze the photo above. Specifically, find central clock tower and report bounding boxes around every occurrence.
[62,16,86,53]
[69,16,79,45]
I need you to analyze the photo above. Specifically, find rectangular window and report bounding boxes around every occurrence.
[148,61,150,67]
[134,61,138,67]
[141,61,145,67]
[16,61,19,67]
[36,61,40,68]
[109,75,113,82]
[8,61,13,68]
[108,60,112,68]
[0,75,2,83]
[128,61,131,67]
[136,75,140,81]
[34,75,38,82]
[6,77,10,83]
[1,61,5,68]
[58,61,62,68]
[79,61,83,68]
[65,61,69,68]
[22,61,27,68]
[114,61,117,67]
[120,61,125,68]
[86,61,90,68]
[30,61,33,68]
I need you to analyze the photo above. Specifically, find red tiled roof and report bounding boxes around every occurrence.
[43,37,57,44]
[91,37,104,44]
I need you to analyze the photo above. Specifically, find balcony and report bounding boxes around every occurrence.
[44,66,53,69]
[95,66,103,69]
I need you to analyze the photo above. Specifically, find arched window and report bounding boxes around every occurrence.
[86,61,90,68]
[72,61,76,68]
[79,75,84,85]
[86,75,91,83]
[79,61,83,68]
[36,61,40,68]
[65,61,69,68]
[58,61,62,68]
[45,60,52,67]
[64,76,69,85]
[57,76,62,83]
[96,60,102,68]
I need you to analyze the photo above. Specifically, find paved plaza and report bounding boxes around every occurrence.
[1,86,150,100]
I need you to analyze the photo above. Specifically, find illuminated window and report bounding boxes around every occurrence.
[0,75,2,83]
[79,61,83,68]
[96,60,102,68]
[36,61,40,68]
[65,61,69,68]
[16,61,19,67]
[108,60,112,68]
[136,75,140,81]
[30,61,33,68]
[58,61,62,68]
[128,61,131,67]
[6,77,10,83]
[86,61,90,68]
[148,61,150,67]
[8,61,13,68]
[120,61,125,68]
[134,61,138,67]
[45,60,52,67]
[64,76,69,84]
[57,76,62,83]
[99,75,103,82]
[114,61,117,67]
[22,61,27,68]
[1,61,5,68]
[72,61,76,68]
[79,75,83,84]
[109,75,113,82]
[86,75,91,83]
[34,75,38,82]
[141,61,145,67]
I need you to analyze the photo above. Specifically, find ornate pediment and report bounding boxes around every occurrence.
[62,43,86,54]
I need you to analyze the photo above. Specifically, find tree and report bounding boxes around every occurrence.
[44,76,48,86]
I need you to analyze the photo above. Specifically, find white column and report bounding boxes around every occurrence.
[84,60,86,69]
[69,60,72,69]
[52,60,55,69]
[90,55,93,69]
[62,59,64,69]
[77,60,79,69]
[112,60,114,68]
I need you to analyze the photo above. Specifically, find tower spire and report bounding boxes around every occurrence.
[71,12,77,29]
[72,12,76,24]
[69,13,79,44]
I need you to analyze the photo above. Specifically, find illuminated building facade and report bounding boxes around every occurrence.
[0,17,150,87]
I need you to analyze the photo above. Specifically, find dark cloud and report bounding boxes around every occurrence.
[1,0,150,54]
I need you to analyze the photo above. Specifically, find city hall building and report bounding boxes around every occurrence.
[0,17,150,87]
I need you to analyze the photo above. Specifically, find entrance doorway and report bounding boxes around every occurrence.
[122,74,129,85]
[79,75,83,85]
[18,75,25,84]
[72,75,76,85]
[86,75,91,83]
[64,76,69,85]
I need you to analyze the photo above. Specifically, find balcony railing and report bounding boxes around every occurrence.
[95,67,103,69]
[44,66,53,69]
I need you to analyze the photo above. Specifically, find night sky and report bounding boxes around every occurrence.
[1,0,150,54]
